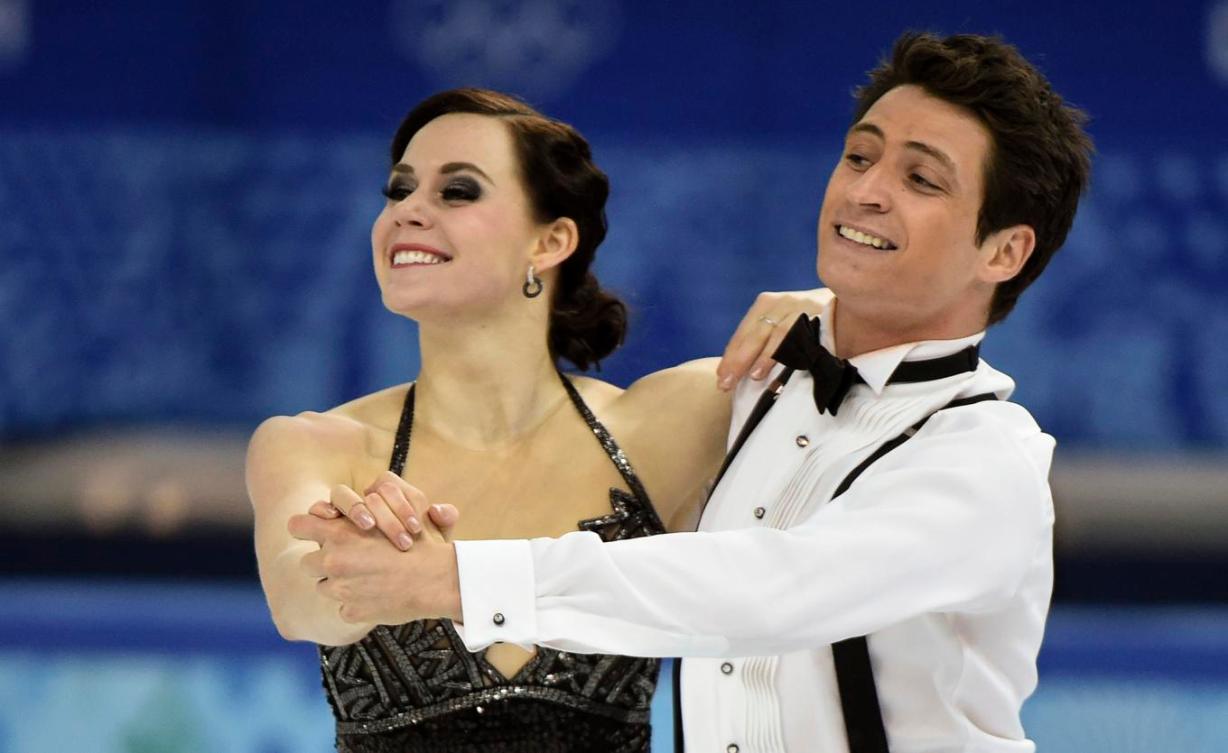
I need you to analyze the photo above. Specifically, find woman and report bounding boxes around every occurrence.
[248,88,823,752]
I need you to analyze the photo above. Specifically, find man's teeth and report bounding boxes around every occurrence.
[838,225,894,250]
[393,250,447,265]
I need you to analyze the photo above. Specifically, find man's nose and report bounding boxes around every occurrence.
[846,166,892,212]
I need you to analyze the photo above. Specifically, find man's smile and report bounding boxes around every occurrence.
[835,224,899,251]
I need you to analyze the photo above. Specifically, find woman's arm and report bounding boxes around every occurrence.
[612,358,731,531]
[247,413,376,645]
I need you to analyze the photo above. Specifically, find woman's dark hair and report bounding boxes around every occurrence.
[853,32,1094,325]
[390,88,625,371]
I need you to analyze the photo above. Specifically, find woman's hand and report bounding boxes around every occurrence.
[307,471,459,551]
[716,288,834,390]
[289,503,462,625]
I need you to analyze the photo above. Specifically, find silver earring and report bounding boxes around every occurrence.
[522,265,543,298]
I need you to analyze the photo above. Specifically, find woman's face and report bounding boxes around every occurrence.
[371,113,543,321]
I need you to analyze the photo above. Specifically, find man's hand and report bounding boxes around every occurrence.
[306,471,459,551]
[716,288,835,390]
[288,503,462,626]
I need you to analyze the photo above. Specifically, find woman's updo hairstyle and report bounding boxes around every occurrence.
[389,88,627,371]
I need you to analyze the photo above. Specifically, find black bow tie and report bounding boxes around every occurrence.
[771,314,982,416]
[772,315,861,415]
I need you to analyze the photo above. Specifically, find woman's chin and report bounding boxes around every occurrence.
[380,294,432,320]
[379,286,516,326]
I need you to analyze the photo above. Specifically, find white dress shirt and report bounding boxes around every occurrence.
[454,307,1055,753]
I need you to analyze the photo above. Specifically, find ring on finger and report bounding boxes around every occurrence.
[758,315,780,327]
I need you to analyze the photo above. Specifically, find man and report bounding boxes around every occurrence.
[292,32,1093,752]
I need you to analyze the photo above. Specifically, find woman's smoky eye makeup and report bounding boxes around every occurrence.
[440,176,481,202]
[381,179,414,201]
[380,175,482,202]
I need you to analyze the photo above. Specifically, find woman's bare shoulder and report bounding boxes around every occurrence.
[328,382,413,431]
[248,383,411,472]
[566,373,625,413]
[615,358,724,417]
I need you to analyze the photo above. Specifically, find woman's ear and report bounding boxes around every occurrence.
[531,217,580,274]
[979,224,1036,284]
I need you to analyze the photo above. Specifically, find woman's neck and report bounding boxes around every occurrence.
[412,315,570,450]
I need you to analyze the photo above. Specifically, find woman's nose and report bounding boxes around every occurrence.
[391,193,432,228]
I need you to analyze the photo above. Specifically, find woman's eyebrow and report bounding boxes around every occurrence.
[388,162,494,185]
[440,162,494,184]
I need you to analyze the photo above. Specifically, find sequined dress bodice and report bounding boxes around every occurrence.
[319,376,667,752]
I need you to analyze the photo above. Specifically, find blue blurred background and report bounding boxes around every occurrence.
[2,1,1227,751]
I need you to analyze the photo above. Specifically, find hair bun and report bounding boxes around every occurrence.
[549,273,626,371]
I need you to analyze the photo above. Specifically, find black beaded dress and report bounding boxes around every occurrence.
[319,376,668,753]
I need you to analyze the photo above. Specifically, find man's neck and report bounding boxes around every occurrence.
[829,299,987,360]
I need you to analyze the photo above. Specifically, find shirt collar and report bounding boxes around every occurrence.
[816,298,986,396]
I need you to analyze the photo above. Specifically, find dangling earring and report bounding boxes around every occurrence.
[522,264,543,298]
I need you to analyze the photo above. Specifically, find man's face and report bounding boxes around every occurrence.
[817,84,995,333]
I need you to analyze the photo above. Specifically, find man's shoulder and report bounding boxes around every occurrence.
[918,391,1055,487]
[958,359,1045,438]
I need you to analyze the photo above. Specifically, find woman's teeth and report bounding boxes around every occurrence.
[393,250,448,265]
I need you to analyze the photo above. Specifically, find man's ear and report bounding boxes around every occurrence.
[979,224,1036,284]
[531,217,580,274]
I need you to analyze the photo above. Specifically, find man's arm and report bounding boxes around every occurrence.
[453,404,1054,657]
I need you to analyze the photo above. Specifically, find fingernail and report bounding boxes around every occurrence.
[430,504,442,515]
[751,366,766,380]
[356,510,375,529]
[406,516,422,534]
[718,375,734,391]
[397,532,413,550]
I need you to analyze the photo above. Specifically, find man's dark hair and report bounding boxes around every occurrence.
[853,32,1094,324]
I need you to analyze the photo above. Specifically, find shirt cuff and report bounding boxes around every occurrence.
[452,538,537,651]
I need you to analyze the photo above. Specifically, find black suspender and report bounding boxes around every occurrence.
[700,368,798,518]
[673,385,999,752]
[827,390,998,753]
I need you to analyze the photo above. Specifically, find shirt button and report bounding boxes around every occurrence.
[727,745,740,753]
[720,661,734,675]
[795,434,810,447]
[753,507,766,519]
[492,612,505,626]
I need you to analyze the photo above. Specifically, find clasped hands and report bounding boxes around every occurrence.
[287,471,463,626]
